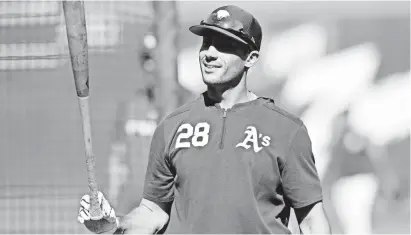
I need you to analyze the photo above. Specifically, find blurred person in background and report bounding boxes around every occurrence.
[77,5,330,234]
[370,136,410,234]
[322,111,378,234]
[323,109,409,234]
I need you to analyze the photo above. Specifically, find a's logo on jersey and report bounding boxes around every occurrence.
[236,126,271,153]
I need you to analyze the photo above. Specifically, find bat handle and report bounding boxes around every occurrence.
[78,96,103,220]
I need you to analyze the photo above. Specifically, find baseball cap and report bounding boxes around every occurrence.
[189,5,262,51]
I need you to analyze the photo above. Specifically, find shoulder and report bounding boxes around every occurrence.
[258,97,303,127]
[155,95,204,133]
[162,95,202,122]
[150,96,203,146]
[253,97,309,146]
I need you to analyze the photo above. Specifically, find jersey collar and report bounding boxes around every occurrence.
[201,92,273,111]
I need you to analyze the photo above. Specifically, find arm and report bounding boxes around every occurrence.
[115,199,172,234]
[80,121,174,235]
[282,123,331,234]
[295,202,331,234]
[117,120,175,234]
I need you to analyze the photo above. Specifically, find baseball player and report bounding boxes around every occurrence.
[78,5,331,234]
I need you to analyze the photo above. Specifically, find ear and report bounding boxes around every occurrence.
[244,51,259,68]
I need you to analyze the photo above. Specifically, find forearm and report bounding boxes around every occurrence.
[299,214,331,234]
[297,202,331,234]
[115,199,170,234]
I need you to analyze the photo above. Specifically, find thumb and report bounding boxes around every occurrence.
[98,191,110,208]
[101,196,113,216]
[97,191,104,205]
[98,192,115,220]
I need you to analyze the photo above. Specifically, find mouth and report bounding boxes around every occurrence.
[203,62,221,72]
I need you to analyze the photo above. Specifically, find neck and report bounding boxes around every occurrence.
[206,72,257,109]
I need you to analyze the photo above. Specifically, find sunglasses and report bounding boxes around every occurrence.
[200,12,258,51]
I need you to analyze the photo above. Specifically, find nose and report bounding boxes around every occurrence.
[204,45,218,61]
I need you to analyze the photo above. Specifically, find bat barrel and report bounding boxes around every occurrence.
[63,1,90,98]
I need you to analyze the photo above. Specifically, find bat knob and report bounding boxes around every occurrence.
[84,217,116,234]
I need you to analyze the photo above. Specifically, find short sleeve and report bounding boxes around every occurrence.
[282,123,323,208]
[143,122,175,202]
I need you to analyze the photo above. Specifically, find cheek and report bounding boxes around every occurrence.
[198,51,208,66]
[225,57,245,74]
[198,51,203,63]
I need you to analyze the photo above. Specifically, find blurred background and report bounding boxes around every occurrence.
[0,1,409,234]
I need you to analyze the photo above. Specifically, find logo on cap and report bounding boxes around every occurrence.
[215,10,230,20]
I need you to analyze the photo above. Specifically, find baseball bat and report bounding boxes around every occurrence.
[62,1,103,220]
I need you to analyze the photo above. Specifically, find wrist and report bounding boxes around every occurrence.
[115,216,120,228]
[113,216,126,234]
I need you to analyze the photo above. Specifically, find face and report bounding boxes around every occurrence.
[199,34,258,86]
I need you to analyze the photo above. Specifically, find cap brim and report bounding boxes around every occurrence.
[189,25,248,46]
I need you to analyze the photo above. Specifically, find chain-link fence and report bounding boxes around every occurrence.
[0,1,154,233]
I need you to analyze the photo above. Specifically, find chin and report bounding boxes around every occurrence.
[202,77,226,86]
[201,73,218,84]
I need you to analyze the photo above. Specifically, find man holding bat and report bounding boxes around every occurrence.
[77,5,331,234]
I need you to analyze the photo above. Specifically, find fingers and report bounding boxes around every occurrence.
[78,193,93,224]
[78,191,116,224]
[78,206,91,224]
[80,192,104,210]
[80,194,91,210]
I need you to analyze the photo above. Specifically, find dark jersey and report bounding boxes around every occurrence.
[143,93,323,234]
